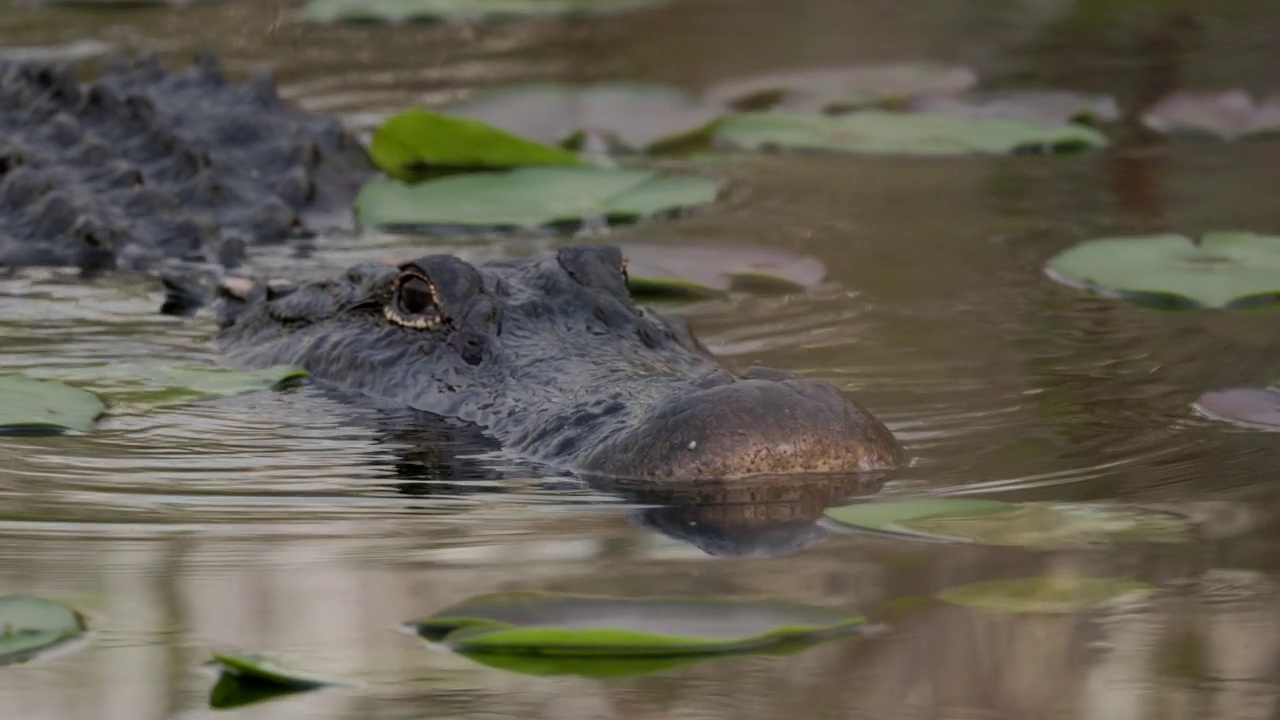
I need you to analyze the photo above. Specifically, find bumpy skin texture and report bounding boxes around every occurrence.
[0,52,371,273]
[215,245,901,480]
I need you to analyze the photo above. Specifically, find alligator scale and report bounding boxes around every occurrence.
[0,52,370,273]
[216,246,901,480]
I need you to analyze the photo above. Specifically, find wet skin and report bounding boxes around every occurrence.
[215,245,901,480]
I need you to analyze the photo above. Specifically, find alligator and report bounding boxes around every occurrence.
[0,52,371,274]
[214,244,901,480]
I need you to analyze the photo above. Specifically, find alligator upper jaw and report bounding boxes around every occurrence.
[574,372,901,481]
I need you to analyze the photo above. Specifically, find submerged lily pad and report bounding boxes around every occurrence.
[445,83,722,152]
[1194,387,1280,430]
[1045,232,1280,309]
[0,375,105,435]
[1143,90,1280,140]
[621,242,826,299]
[410,592,863,656]
[938,577,1154,613]
[37,362,307,411]
[356,167,721,232]
[823,498,1190,548]
[0,595,87,666]
[713,110,1107,156]
[369,109,580,182]
[300,0,669,23]
[905,91,1120,126]
[706,64,978,112]
[209,652,346,709]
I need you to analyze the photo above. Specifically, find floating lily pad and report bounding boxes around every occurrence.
[300,0,669,23]
[81,363,308,409]
[1045,232,1280,309]
[905,91,1120,126]
[938,577,1154,613]
[706,64,978,112]
[823,498,1190,548]
[621,242,826,299]
[209,652,346,709]
[1194,387,1280,430]
[356,167,721,232]
[369,109,580,182]
[444,83,722,153]
[0,375,105,435]
[410,592,863,656]
[0,595,87,666]
[1143,90,1280,140]
[712,110,1107,156]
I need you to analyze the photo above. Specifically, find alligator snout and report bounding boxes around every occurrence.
[579,368,900,480]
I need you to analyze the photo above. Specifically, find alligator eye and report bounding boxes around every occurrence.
[385,271,443,329]
[399,277,434,314]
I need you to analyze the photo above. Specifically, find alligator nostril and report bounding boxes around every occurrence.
[693,368,735,389]
[741,366,801,382]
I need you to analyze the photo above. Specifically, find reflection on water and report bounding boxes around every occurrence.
[4,0,1280,717]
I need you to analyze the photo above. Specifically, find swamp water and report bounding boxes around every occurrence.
[3,0,1280,717]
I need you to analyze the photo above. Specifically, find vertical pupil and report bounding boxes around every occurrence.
[399,277,433,315]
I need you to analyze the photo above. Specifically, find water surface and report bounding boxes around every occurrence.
[3,1,1280,718]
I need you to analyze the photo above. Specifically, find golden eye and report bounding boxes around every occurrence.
[398,276,435,315]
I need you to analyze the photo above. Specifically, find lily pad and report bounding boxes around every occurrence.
[369,109,580,182]
[621,242,826,299]
[356,167,721,232]
[444,83,722,153]
[712,110,1107,156]
[409,592,863,656]
[905,91,1120,126]
[1194,387,1280,430]
[1044,232,1280,309]
[80,363,308,409]
[823,498,1190,548]
[300,0,669,23]
[938,577,1154,613]
[0,375,105,435]
[1143,90,1280,140]
[0,595,87,666]
[706,64,978,112]
[209,652,346,709]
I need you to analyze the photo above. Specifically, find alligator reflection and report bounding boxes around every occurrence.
[378,408,889,557]
[585,472,890,557]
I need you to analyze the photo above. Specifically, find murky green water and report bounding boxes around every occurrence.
[4,0,1280,717]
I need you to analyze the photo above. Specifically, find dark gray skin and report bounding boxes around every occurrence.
[215,245,901,480]
[0,52,370,274]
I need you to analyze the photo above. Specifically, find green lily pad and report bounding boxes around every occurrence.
[369,109,580,182]
[0,595,87,666]
[937,577,1154,613]
[444,83,721,152]
[823,498,1191,548]
[706,63,978,112]
[81,363,307,409]
[0,375,105,435]
[356,167,721,233]
[712,110,1107,156]
[1143,90,1280,140]
[1044,232,1280,309]
[300,0,669,23]
[1194,387,1280,429]
[410,592,863,656]
[621,242,826,300]
[904,91,1120,126]
[209,652,346,709]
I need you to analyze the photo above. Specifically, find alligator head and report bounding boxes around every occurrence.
[214,245,900,480]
